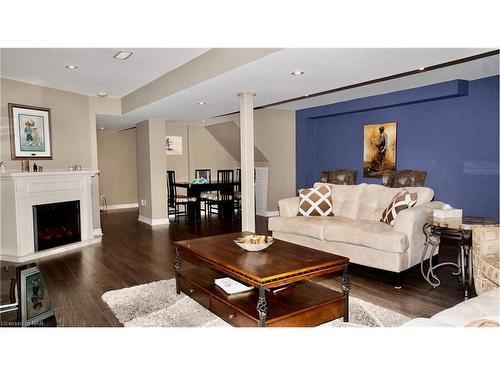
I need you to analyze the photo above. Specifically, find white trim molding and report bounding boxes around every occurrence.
[138,215,170,226]
[101,203,139,210]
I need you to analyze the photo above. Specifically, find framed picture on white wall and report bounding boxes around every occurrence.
[166,135,183,155]
[8,103,53,160]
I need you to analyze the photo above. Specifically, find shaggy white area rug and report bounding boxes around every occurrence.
[102,279,410,327]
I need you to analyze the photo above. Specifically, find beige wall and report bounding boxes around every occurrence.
[136,119,167,221]
[97,128,138,206]
[89,96,121,230]
[0,79,294,220]
[210,108,296,212]
[165,123,238,183]
[149,120,167,220]
[0,78,92,170]
[254,109,296,212]
[136,121,152,219]
[0,79,120,231]
[165,124,189,181]
[204,121,268,164]
[187,125,239,178]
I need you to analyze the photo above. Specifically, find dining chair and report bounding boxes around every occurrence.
[166,170,196,221]
[195,169,211,182]
[218,169,234,184]
[195,169,212,215]
[234,168,241,216]
[236,168,241,183]
[232,168,255,215]
[206,169,234,218]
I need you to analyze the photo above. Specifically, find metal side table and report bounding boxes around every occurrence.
[421,216,498,300]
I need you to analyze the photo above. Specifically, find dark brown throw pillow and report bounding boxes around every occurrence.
[297,185,334,216]
[380,189,418,225]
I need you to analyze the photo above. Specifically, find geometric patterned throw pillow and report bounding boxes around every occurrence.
[297,185,334,216]
[380,189,418,225]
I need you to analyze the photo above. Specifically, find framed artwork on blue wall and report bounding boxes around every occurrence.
[363,122,397,177]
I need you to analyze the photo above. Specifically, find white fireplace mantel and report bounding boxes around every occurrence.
[0,170,101,262]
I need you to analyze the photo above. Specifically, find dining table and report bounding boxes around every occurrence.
[172,181,240,223]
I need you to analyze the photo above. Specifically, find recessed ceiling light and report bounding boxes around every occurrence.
[113,51,134,60]
[418,67,425,71]
[97,91,108,97]
[202,120,206,123]
[291,70,304,76]
[99,127,104,130]
[197,101,206,105]
[66,65,78,70]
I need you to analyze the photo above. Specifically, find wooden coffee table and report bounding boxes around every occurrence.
[174,233,350,327]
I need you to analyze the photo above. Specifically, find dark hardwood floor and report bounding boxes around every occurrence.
[1,208,467,327]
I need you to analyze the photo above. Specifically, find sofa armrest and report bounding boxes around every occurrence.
[392,200,445,232]
[393,202,442,268]
[278,197,300,217]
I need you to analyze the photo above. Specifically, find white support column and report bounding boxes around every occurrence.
[238,92,256,232]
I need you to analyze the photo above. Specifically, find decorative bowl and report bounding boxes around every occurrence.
[234,234,274,252]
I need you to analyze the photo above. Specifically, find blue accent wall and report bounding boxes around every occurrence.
[296,76,499,219]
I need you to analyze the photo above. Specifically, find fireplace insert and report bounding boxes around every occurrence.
[33,200,81,252]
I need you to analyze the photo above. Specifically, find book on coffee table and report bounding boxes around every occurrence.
[215,277,253,295]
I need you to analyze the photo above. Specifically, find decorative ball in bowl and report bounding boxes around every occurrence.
[234,234,274,252]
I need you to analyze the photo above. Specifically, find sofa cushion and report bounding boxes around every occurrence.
[297,185,334,216]
[380,189,417,225]
[323,218,409,253]
[314,182,366,219]
[357,184,434,222]
[268,216,334,240]
[402,288,500,327]
[401,318,453,327]
[430,288,500,326]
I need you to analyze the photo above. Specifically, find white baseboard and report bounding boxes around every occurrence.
[101,203,139,210]
[93,228,103,237]
[138,215,170,226]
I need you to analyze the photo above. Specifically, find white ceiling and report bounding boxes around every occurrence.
[275,53,499,111]
[95,48,498,129]
[0,48,208,97]
[1,48,497,130]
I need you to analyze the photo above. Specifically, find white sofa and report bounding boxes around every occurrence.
[268,183,444,285]
[402,288,500,327]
